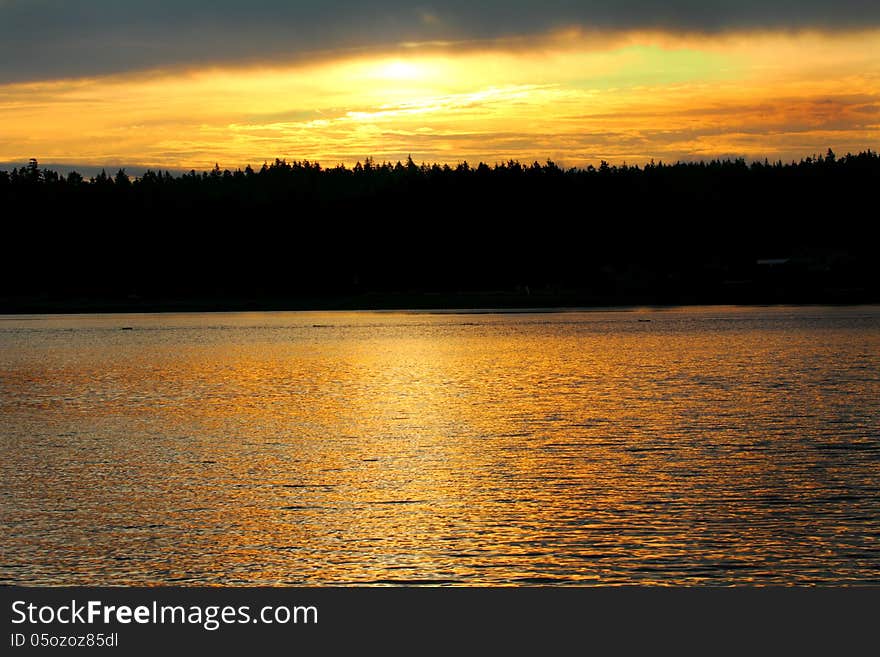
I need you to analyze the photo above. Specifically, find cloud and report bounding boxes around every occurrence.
[2,1,880,82]
[2,30,878,170]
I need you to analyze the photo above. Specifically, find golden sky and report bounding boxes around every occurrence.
[1,29,879,169]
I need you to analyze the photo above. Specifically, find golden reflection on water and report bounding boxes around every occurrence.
[1,307,879,585]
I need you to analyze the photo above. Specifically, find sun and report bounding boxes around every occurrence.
[376,60,423,81]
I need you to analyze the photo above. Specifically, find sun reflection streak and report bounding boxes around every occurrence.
[2,309,879,584]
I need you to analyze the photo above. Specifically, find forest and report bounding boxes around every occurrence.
[1,150,877,311]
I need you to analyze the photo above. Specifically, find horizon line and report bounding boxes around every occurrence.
[2,147,876,178]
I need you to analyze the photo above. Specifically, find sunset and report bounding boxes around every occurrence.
[1,2,879,653]
[1,3,879,169]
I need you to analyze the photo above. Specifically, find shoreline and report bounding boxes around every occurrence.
[1,292,877,316]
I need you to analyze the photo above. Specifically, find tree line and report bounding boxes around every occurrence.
[1,150,877,311]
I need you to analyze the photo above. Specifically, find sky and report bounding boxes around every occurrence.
[1,1,879,170]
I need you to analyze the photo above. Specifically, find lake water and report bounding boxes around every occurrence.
[1,306,878,585]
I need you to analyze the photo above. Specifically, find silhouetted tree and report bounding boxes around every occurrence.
[26,158,41,183]
[1,149,877,311]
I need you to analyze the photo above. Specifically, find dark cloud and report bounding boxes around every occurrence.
[1,1,879,83]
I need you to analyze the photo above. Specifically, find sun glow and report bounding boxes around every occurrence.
[1,29,878,169]
[376,60,424,81]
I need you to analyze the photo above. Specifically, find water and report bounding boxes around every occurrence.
[1,306,878,585]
